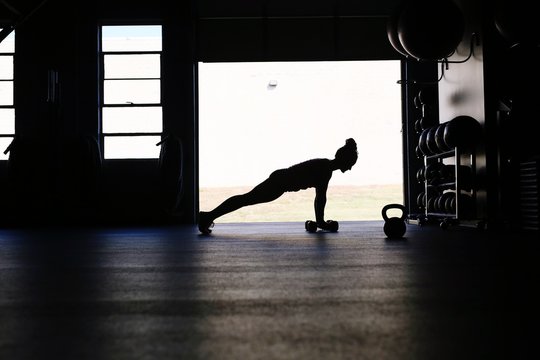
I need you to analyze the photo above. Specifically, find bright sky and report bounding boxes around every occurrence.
[198,61,403,187]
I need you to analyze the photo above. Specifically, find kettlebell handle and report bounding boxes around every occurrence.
[382,203,406,222]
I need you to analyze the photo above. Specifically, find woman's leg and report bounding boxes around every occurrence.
[210,178,284,220]
[199,178,284,232]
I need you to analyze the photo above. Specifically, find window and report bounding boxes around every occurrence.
[100,25,162,159]
[0,29,14,161]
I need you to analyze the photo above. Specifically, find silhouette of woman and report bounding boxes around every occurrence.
[198,138,358,234]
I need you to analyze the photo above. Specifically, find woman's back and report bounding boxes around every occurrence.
[270,158,332,192]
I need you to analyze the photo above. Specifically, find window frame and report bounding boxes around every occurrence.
[0,28,15,161]
[98,24,163,160]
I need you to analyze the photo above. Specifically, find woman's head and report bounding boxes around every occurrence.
[335,138,358,172]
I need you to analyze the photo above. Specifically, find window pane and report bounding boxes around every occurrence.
[102,25,161,52]
[0,30,14,53]
[0,81,13,105]
[104,54,160,79]
[0,109,15,134]
[0,137,13,160]
[0,56,13,79]
[103,106,162,133]
[104,136,161,159]
[104,79,160,104]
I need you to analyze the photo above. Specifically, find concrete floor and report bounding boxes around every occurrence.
[0,221,538,359]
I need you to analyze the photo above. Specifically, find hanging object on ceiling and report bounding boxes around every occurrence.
[396,0,465,61]
[386,3,410,58]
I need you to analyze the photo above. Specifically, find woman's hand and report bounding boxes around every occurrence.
[317,220,330,230]
[317,220,339,232]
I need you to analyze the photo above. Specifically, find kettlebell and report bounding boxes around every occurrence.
[382,204,407,239]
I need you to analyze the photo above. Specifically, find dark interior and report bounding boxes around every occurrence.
[1,0,538,358]
[1,0,538,230]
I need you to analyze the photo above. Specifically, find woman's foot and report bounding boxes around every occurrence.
[198,211,214,234]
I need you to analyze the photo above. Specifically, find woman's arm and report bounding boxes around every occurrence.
[314,183,329,228]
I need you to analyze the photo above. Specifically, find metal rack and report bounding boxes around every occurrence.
[420,147,480,228]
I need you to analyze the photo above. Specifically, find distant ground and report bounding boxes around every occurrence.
[199,184,403,223]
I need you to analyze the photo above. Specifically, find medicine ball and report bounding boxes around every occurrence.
[443,115,482,150]
[387,6,410,57]
[397,0,465,61]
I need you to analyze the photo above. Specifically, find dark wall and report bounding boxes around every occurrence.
[3,0,534,230]
[435,0,539,230]
[1,0,192,225]
[437,0,487,220]
[482,0,540,230]
[195,0,399,61]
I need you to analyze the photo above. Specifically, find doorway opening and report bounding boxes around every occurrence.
[198,61,403,222]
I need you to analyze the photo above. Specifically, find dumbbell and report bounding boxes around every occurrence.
[414,94,422,109]
[445,191,456,213]
[418,185,438,211]
[305,220,339,233]
[433,194,445,213]
[418,89,437,105]
[438,164,455,182]
[418,128,431,156]
[415,145,423,159]
[419,114,438,130]
[425,162,443,183]
[420,103,438,129]
[438,165,472,189]
[435,122,451,152]
[416,167,425,183]
[417,191,426,210]
[414,119,423,134]
[426,126,440,155]
[427,195,438,213]
[305,220,318,232]
[326,220,339,232]
[444,192,473,217]
[438,191,455,213]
